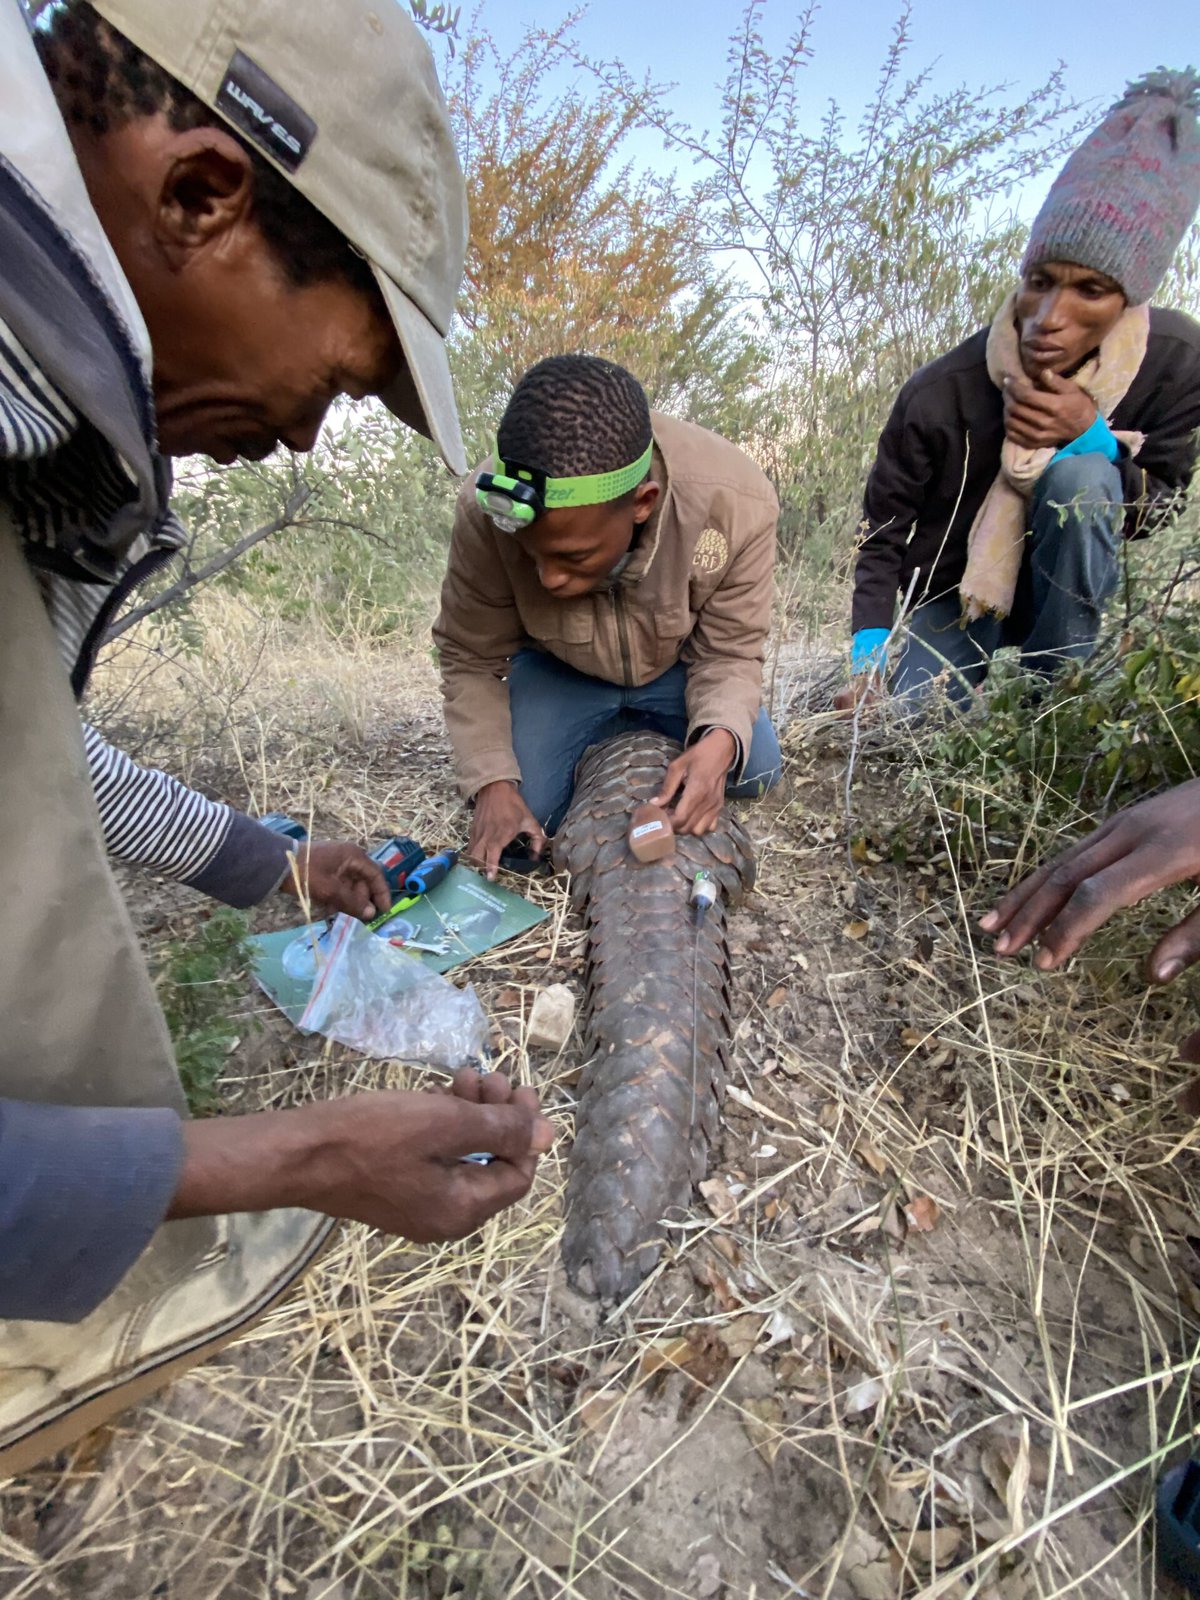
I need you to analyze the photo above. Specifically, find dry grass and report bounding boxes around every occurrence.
[3,592,1200,1599]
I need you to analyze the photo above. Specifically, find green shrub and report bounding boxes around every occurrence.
[911,515,1200,870]
[153,909,257,1115]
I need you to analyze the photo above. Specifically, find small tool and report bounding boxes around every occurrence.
[689,869,718,926]
[367,849,460,933]
[369,835,426,898]
[388,936,451,956]
[462,1060,495,1165]
[407,849,458,895]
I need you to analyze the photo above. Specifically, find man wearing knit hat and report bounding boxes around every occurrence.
[836,70,1200,708]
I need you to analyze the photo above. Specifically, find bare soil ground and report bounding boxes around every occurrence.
[3,629,1200,1600]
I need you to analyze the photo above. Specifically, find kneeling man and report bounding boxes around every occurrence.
[435,355,782,875]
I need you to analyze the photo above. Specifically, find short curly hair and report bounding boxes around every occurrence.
[35,1,375,294]
[497,355,652,482]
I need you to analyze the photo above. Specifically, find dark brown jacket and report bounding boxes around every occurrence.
[851,306,1200,633]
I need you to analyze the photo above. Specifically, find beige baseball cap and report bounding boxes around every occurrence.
[91,0,469,473]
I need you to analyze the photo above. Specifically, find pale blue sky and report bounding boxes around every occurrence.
[491,0,1199,215]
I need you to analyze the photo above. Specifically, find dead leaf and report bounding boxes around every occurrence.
[791,951,810,970]
[910,1527,963,1567]
[776,1353,817,1392]
[880,1200,907,1246]
[843,918,870,940]
[900,1027,924,1049]
[578,1389,621,1433]
[926,1044,957,1070]
[699,1176,738,1224]
[980,1445,1008,1505]
[676,1327,732,1394]
[638,1337,694,1382]
[848,1214,881,1236]
[723,1315,764,1359]
[843,1526,892,1600]
[700,1259,741,1313]
[711,1233,741,1267]
[996,1427,1049,1489]
[973,1515,1010,1545]
[495,986,522,1008]
[819,1100,840,1129]
[766,985,789,1009]
[848,1564,893,1600]
[742,1396,785,1465]
[1004,1422,1031,1535]
[905,1195,941,1232]
[881,1482,920,1528]
[855,1138,891,1177]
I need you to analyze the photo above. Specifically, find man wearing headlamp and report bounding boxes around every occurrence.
[434,354,782,878]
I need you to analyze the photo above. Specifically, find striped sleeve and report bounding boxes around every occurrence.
[83,721,235,881]
[82,723,294,907]
[0,317,76,460]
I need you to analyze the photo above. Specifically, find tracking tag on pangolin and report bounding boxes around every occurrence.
[627,803,675,862]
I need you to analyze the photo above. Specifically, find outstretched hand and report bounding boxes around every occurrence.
[980,778,1200,981]
[171,1069,556,1243]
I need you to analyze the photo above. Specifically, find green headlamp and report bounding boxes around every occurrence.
[475,439,654,534]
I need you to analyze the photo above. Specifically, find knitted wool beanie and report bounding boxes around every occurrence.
[1023,68,1200,304]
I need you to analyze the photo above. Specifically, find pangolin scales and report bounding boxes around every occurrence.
[552,730,756,1300]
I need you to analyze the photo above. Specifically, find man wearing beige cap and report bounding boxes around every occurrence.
[0,0,551,1473]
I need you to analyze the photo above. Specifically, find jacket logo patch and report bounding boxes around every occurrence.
[693,527,729,574]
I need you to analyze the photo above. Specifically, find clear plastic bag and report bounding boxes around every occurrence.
[297,914,487,1069]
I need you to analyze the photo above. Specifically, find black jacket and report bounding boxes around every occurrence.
[850,307,1200,633]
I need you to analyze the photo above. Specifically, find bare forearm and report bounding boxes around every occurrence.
[167,1104,331,1219]
[166,1081,556,1244]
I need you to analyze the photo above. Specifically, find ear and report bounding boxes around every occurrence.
[632,479,660,522]
[154,127,256,270]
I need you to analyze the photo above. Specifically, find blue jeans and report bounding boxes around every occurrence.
[893,453,1123,702]
[509,651,783,832]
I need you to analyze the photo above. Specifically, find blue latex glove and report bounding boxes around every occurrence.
[851,627,890,675]
[1048,412,1120,467]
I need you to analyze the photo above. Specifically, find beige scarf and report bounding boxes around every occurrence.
[958,292,1150,623]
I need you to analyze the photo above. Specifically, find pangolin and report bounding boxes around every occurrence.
[552,730,756,1300]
